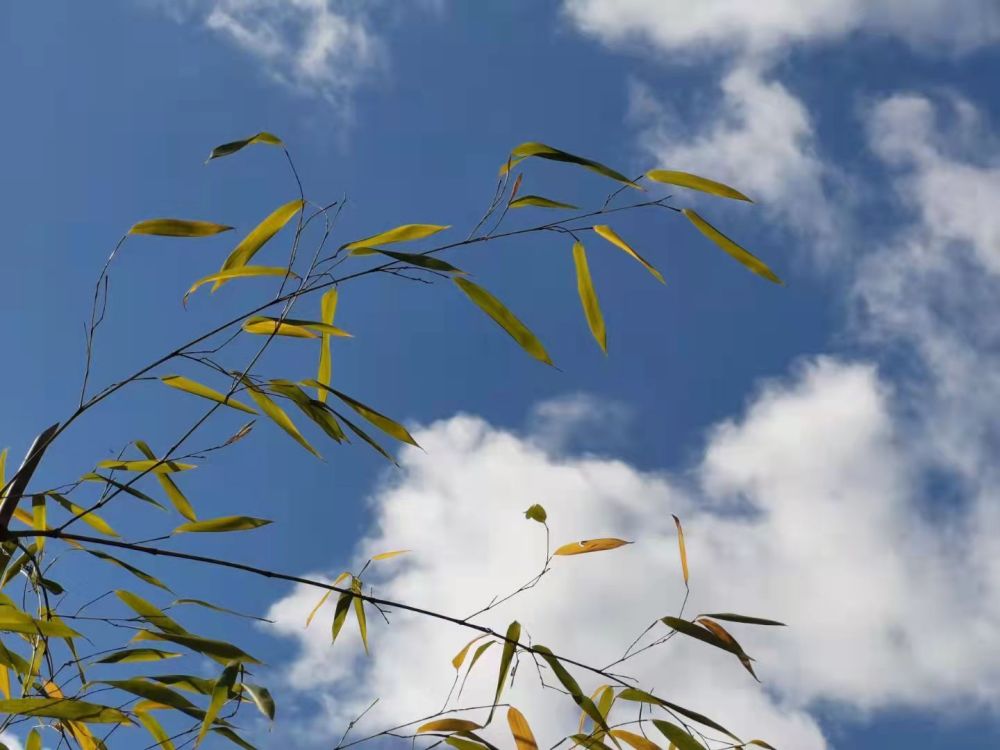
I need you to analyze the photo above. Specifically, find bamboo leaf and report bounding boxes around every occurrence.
[610,731,660,750]
[509,195,578,210]
[87,551,172,591]
[185,266,295,303]
[510,143,641,190]
[352,578,369,655]
[136,711,176,750]
[617,689,740,742]
[172,598,271,623]
[316,288,339,403]
[198,661,240,746]
[490,620,520,721]
[48,493,118,537]
[335,410,397,463]
[94,648,181,665]
[150,674,214,695]
[242,319,317,338]
[349,247,465,273]
[646,170,751,202]
[160,375,256,415]
[553,538,630,556]
[417,719,482,733]
[592,225,664,284]
[241,683,275,721]
[305,381,418,446]
[97,459,195,474]
[651,721,702,750]
[454,277,552,365]
[116,590,186,634]
[133,631,261,665]
[0,610,79,638]
[135,441,197,520]
[524,504,547,523]
[532,645,581,698]
[343,224,449,251]
[305,573,350,628]
[26,728,41,750]
[672,514,689,588]
[698,613,786,626]
[572,241,606,353]
[215,199,305,289]
[371,549,409,561]
[243,382,320,458]
[129,219,233,237]
[208,132,283,161]
[507,707,538,750]
[173,516,271,534]
[81,472,167,511]
[331,591,352,644]
[452,634,488,670]
[211,728,257,750]
[682,209,782,285]
[0,698,130,724]
[95,679,199,718]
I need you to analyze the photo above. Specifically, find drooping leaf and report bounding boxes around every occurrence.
[617,689,740,742]
[94,648,181,665]
[672,514,689,588]
[241,683,275,721]
[349,247,465,274]
[207,132,283,161]
[116,590,186,635]
[452,634,489,670]
[572,241,606,353]
[454,278,552,366]
[129,219,233,237]
[335,411,397,463]
[185,266,295,303]
[351,578,369,655]
[97,459,195,474]
[160,375,256,415]
[696,618,746,655]
[316,287,339,403]
[523,504,547,523]
[134,440,196,520]
[133,631,261,665]
[0,698,130,724]
[136,710,176,750]
[592,225,664,284]
[0,610,80,638]
[48,493,118,537]
[305,572,350,628]
[342,224,449,251]
[214,199,305,289]
[532,645,581,698]
[507,707,538,750]
[173,516,271,534]
[81,472,166,511]
[243,382,320,458]
[698,613,786,626]
[660,616,757,678]
[417,719,482,734]
[682,209,782,285]
[490,620,520,721]
[172,598,270,623]
[553,538,631,556]
[646,170,751,202]
[508,195,578,210]
[331,591,353,644]
[510,143,641,190]
[304,381,418,446]
[651,721,702,750]
[198,661,241,746]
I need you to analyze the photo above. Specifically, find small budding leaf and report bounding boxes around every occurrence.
[173,516,271,533]
[207,131,283,161]
[343,224,450,251]
[524,504,547,523]
[646,170,751,201]
[453,277,552,366]
[573,241,607,353]
[160,375,257,415]
[682,209,782,285]
[417,719,483,734]
[509,195,578,210]
[553,538,631,556]
[592,225,664,284]
[129,219,233,237]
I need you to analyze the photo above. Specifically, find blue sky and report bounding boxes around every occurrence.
[2,2,1000,749]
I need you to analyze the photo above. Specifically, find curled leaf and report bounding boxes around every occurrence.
[509,195,578,210]
[208,132,283,161]
[524,504,547,523]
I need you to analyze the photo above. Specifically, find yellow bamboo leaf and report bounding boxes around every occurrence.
[454,277,552,366]
[646,170,751,201]
[243,318,317,338]
[451,634,488,670]
[129,219,233,237]
[682,209,782,285]
[243,382,320,458]
[352,577,368,655]
[673,514,689,588]
[184,266,295,303]
[572,241,606,353]
[371,549,409,561]
[510,142,641,190]
[316,288,339,402]
[592,225,664,284]
[553,538,631,556]
[214,199,305,290]
[0,667,9,699]
[305,572,351,628]
[417,719,482,733]
[507,707,538,750]
[135,440,196,520]
[610,731,660,750]
[160,375,256,415]
[97,459,195,474]
[207,131,283,161]
[343,224,449,251]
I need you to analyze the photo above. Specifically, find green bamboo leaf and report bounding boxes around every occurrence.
[215,199,305,290]
[173,516,271,534]
[97,459,195,474]
[524,504,547,523]
[48,493,118,537]
[26,728,41,750]
[243,382,320,458]
[243,316,352,338]
[510,142,641,190]
[335,409,396,463]
[150,674,214,695]
[198,661,240,746]
[509,195,578,209]
[95,679,199,717]
[454,278,552,365]
[646,170,751,202]
[304,381,418,446]
[94,648,181,664]
[137,711,176,750]
[661,616,737,653]
[116,590,186,634]
[698,613,786,626]
[80,473,166,511]
[572,241,606,353]
[134,441,196,520]
[88,551,172,592]
[184,266,295,304]
[133,631,262,665]
[617,689,740,742]
[160,375,256,415]
[349,247,465,273]
[342,224,449,251]
[592,225,664,284]
[172,598,271,623]
[682,209,782,285]
[316,287,339,403]
[208,132,283,161]
[490,620,520,721]
[0,698,130,724]
[241,683,275,721]
[352,578,369,655]
[532,645,581,697]
[651,721,702,750]
[129,219,233,237]
[0,610,79,638]
[331,591,352,644]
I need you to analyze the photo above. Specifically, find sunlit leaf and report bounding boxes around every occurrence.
[185,266,295,304]
[509,195,578,210]
[305,572,350,628]
[646,170,751,202]
[336,410,397,463]
[349,247,465,274]
[304,381,418,446]
[554,538,630,556]
[454,277,552,365]
[95,679,200,718]
[48,493,118,537]
[94,648,181,664]
[160,375,256,415]
[198,661,240,746]
[524,504,547,523]
[682,209,782,285]
[215,199,305,289]
[507,707,538,750]
[510,143,641,189]
[660,616,757,678]
[25,728,41,750]
[610,730,660,750]
[172,598,270,623]
[137,711,176,750]
[211,727,258,750]
[31,495,46,551]
[452,634,489,670]
[97,459,195,474]
[572,241,606,353]
[173,516,271,534]
[446,737,491,750]
[243,382,320,458]
[490,620,520,720]
[352,578,369,655]
[672,514,689,588]
[371,549,409,561]
[343,224,449,251]
[208,132,282,161]
[116,590,186,634]
[129,219,233,237]
[652,721,702,750]
[241,683,275,722]
[617,689,740,741]
[133,631,262,665]
[698,613,786,626]
[135,440,197,520]
[331,591,352,644]
[242,319,317,338]
[0,610,79,638]
[0,665,9,700]
[0,698,129,724]
[316,287,339,403]
[417,719,482,733]
[592,225,664,284]
[81,472,167,511]
[150,674,214,695]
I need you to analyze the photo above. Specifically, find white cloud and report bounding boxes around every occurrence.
[154,0,385,110]
[0,733,24,750]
